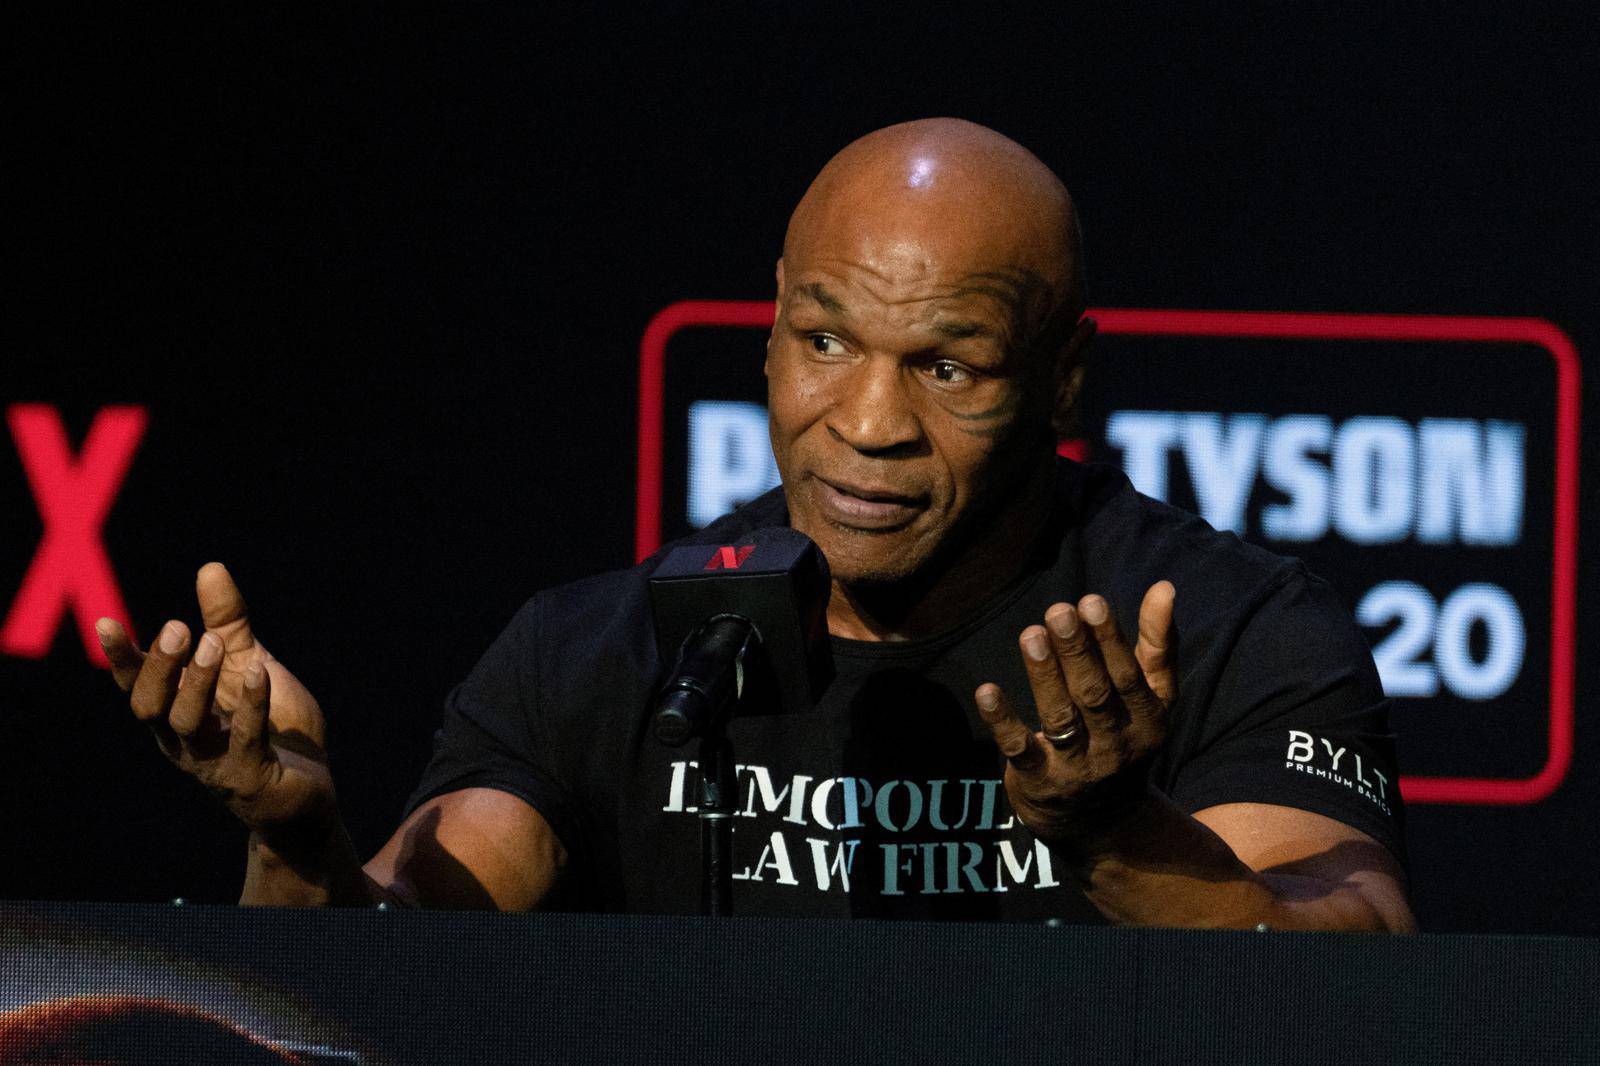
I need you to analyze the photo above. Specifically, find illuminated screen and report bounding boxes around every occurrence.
[637,304,1578,807]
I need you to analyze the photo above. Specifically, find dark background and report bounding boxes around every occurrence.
[4,5,1595,933]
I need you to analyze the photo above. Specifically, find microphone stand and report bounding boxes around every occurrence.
[652,614,756,917]
[698,725,735,917]
[696,618,752,917]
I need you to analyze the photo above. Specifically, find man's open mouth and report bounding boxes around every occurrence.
[812,475,927,530]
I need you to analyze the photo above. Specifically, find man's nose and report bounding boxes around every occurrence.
[826,357,924,455]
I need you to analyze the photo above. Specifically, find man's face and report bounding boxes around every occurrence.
[766,232,1053,587]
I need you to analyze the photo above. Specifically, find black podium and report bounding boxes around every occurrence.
[1,902,1594,1064]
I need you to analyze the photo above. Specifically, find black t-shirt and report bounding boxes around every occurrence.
[404,461,1405,921]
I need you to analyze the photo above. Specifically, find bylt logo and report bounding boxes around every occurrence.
[2,404,145,668]
[704,545,756,571]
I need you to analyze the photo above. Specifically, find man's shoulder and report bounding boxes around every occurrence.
[1065,460,1310,618]
[1063,460,1377,698]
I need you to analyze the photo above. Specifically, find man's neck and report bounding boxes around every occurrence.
[825,455,1059,642]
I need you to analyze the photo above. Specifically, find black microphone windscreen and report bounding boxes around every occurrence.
[648,526,833,718]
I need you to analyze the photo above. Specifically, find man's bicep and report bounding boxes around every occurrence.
[1195,802,1417,932]
[364,787,567,911]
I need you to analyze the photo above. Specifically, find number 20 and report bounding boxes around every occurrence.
[1356,582,1525,701]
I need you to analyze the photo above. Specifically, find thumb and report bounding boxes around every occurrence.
[1135,580,1177,706]
[196,562,258,655]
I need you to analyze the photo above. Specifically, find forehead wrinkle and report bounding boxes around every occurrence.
[791,280,1012,361]
[799,282,846,315]
[792,268,1021,356]
[929,319,992,341]
[793,255,1022,316]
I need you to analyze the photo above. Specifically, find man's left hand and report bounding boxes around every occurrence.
[975,581,1177,851]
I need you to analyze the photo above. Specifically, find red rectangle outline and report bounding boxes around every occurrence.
[638,303,1580,806]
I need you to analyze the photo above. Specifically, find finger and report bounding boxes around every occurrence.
[169,631,224,740]
[129,620,190,726]
[1020,621,1080,738]
[1046,600,1117,729]
[1135,581,1177,705]
[975,684,1047,773]
[1075,592,1164,717]
[96,617,146,693]
[196,562,257,655]
[229,660,271,761]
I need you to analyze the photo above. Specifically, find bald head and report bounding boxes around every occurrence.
[784,118,1085,331]
[765,120,1095,599]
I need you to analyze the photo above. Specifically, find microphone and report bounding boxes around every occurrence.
[648,526,834,746]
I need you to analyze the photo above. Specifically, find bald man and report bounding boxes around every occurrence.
[100,119,1414,930]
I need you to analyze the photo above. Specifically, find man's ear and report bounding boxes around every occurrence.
[1051,315,1097,439]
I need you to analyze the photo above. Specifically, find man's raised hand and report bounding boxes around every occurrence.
[975,581,1177,850]
[97,562,335,832]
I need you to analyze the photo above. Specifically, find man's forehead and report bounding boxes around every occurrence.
[790,264,1017,320]
[787,267,1024,330]
[788,196,1063,309]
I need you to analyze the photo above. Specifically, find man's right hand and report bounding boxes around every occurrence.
[98,562,336,835]
[99,561,565,911]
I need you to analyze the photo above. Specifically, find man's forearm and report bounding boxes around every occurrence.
[1071,788,1396,932]
[239,816,381,907]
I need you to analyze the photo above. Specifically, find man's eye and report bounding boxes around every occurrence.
[809,334,845,356]
[929,360,971,384]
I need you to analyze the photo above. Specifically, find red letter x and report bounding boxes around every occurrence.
[2,404,146,668]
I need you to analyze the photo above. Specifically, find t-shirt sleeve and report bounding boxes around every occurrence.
[1165,566,1407,865]
[400,595,579,851]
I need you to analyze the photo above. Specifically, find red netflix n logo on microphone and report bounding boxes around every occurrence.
[703,545,755,571]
